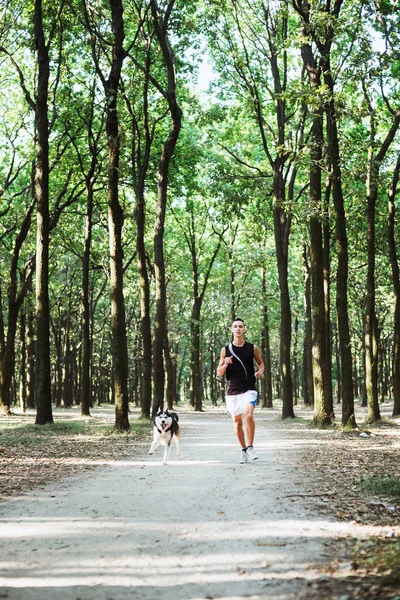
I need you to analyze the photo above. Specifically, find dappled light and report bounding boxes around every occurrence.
[1,0,400,597]
[1,406,399,599]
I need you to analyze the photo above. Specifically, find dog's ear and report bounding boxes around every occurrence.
[156,407,162,414]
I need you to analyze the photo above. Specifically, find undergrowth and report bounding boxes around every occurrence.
[353,538,400,584]
[0,414,150,446]
[359,474,400,499]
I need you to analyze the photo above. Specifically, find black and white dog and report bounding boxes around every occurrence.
[148,408,181,465]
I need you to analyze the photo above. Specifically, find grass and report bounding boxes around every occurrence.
[0,412,151,446]
[359,474,400,499]
[354,538,400,585]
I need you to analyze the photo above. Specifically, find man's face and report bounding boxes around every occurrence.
[231,320,245,336]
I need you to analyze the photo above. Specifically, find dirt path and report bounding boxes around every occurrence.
[0,407,397,599]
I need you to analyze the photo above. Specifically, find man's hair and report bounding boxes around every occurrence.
[231,317,245,325]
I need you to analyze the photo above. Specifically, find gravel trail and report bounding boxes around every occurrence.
[0,407,382,599]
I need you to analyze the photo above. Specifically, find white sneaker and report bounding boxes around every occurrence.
[239,449,248,464]
[246,446,259,461]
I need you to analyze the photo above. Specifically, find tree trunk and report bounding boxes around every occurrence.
[135,182,152,419]
[53,320,62,408]
[128,42,153,419]
[62,310,72,408]
[0,310,18,412]
[323,63,356,427]
[229,244,235,321]
[152,198,168,412]
[310,215,330,425]
[334,321,342,404]
[364,111,400,421]
[82,0,129,428]
[108,152,129,430]
[388,153,400,416]
[292,316,299,406]
[190,298,204,411]
[273,158,294,418]
[0,199,34,413]
[164,328,175,410]
[19,307,27,412]
[323,177,333,416]
[302,245,314,407]
[80,183,93,417]
[299,35,330,425]
[295,0,353,424]
[106,0,129,431]
[26,296,35,410]
[34,0,53,425]
[151,0,182,415]
[261,267,273,408]
[365,154,380,422]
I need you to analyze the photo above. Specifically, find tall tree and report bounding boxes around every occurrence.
[387,153,400,417]
[204,0,303,418]
[82,0,129,430]
[302,244,314,407]
[295,11,331,424]
[34,0,53,424]
[122,2,155,419]
[363,79,400,423]
[150,0,182,413]
[0,199,35,414]
[66,76,104,417]
[171,201,226,411]
[293,0,356,427]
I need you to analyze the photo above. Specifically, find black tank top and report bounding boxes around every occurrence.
[225,341,256,395]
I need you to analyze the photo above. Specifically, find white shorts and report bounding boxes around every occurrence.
[226,390,258,417]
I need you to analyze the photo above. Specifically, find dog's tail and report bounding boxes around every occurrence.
[170,411,179,421]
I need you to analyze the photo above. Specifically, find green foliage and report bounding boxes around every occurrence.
[353,537,400,585]
[0,0,400,411]
[0,413,150,443]
[359,474,400,499]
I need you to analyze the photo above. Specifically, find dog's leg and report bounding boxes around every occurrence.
[174,434,181,458]
[163,441,172,465]
[148,438,160,455]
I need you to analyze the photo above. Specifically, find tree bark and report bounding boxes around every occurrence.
[135,177,152,418]
[126,34,153,419]
[82,0,129,429]
[34,0,53,424]
[387,153,400,416]
[19,306,27,412]
[0,198,34,413]
[80,181,92,417]
[190,298,204,411]
[323,176,333,416]
[164,327,175,410]
[106,0,129,430]
[299,38,331,425]
[261,267,273,408]
[364,101,400,422]
[26,293,35,410]
[273,159,294,418]
[302,244,314,407]
[323,59,356,427]
[151,0,182,415]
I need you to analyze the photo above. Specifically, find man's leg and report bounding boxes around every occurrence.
[243,403,255,447]
[233,414,246,448]
[233,414,249,463]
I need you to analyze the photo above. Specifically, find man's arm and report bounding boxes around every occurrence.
[217,346,232,377]
[254,345,264,378]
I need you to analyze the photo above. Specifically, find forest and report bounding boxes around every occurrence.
[0,0,399,431]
